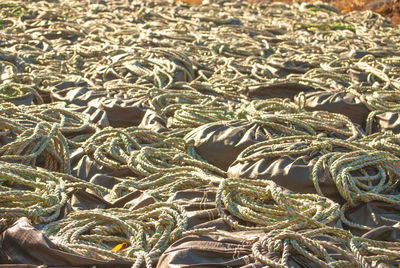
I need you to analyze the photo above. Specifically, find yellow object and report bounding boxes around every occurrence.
[176,0,203,4]
[111,243,127,251]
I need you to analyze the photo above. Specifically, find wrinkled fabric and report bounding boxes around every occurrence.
[52,87,149,128]
[0,130,16,147]
[371,111,400,134]
[139,109,168,133]
[267,58,312,76]
[243,82,316,99]
[167,189,230,230]
[81,106,110,128]
[228,153,344,203]
[88,97,147,128]
[345,202,400,237]
[1,92,34,106]
[0,218,132,268]
[185,120,268,170]
[295,91,370,127]
[156,234,316,268]
[71,148,134,182]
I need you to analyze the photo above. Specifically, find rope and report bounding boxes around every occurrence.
[0,161,108,226]
[239,98,301,116]
[0,102,98,146]
[236,135,400,231]
[249,111,363,140]
[312,149,400,207]
[216,178,339,231]
[1,0,400,266]
[235,136,364,165]
[81,127,214,176]
[108,166,221,202]
[0,116,71,173]
[41,203,215,266]
[362,132,400,157]
[128,146,225,177]
[253,227,400,268]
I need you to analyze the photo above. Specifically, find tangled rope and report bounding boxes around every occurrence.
[108,166,221,202]
[253,227,400,268]
[0,116,70,173]
[216,178,340,231]
[166,102,236,131]
[235,135,400,231]
[239,98,301,116]
[0,82,33,99]
[1,0,400,266]
[42,203,214,267]
[128,146,225,177]
[0,161,108,227]
[81,127,214,175]
[235,136,364,165]
[250,111,363,140]
[362,132,400,157]
[312,149,400,207]
[0,102,97,146]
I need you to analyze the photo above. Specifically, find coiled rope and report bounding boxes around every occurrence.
[216,178,340,231]
[0,102,98,147]
[252,227,400,268]
[0,161,108,227]
[108,166,221,202]
[0,117,71,173]
[42,203,214,267]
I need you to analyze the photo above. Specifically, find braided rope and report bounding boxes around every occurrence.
[108,166,221,202]
[1,0,400,266]
[253,227,400,267]
[216,178,340,231]
[0,118,71,173]
[0,161,108,226]
[312,149,400,207]
[0,102,97,147]
[41,203,214,265]
[362,132,400,157]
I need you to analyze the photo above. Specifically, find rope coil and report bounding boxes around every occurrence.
[216,178,340,231]
[0,161,108,226]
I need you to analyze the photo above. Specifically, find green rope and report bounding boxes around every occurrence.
[41,203,214,266]
[216,178,339,231]
[108,166,221,202]
[1,0,400,265]
[253,227,400,267]
[0,102,98,146]
[362,132,400,158]
[0,117,71,173]
[0,161,108,226]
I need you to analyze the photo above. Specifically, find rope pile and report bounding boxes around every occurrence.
[128,146,225,177]
[81,127,219,177]
[253,227,400,267]
[234,135,400,231]
[0,83,33,99]
[250,111,363,140]
[109,166,220,202]
[0,115,70,173]
[362,132,400,157]
[1,102,97,146]
[216,178,340,231]
[0,0,400,266]
[42,203,214,268]
[312,149,400,207]
[240,98,301,116]
[0,161,108,227]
